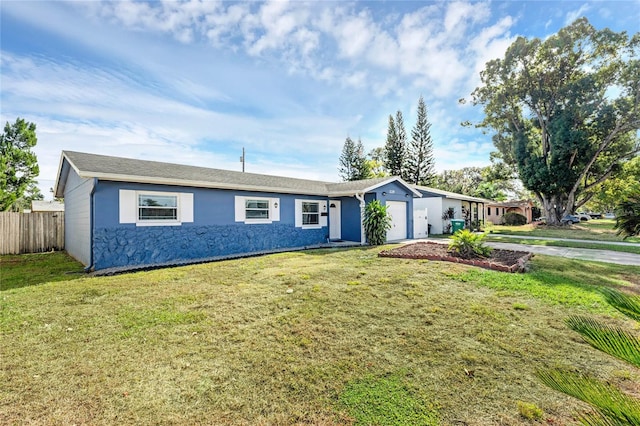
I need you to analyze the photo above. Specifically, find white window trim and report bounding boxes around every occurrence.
[234,196,280,224]
[119,190,193,227]
[295,199,327,229]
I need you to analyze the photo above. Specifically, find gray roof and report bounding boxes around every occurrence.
[55,151,420,198]
[414,185,490,203]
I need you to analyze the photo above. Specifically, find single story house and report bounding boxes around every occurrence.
[485,200,534,224]
[412,186,489,235]
[54,151,421,271]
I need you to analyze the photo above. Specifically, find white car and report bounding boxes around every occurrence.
[575,213,590,221]
[603,212,616,219]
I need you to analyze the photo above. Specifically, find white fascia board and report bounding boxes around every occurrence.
[54,152,85,198]
[74,172,329,196]
[328,178,422,198]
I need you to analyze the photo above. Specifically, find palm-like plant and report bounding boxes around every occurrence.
[538,288,640,425]
[614,196,640,239]
[447,229,492,258]
[363,200,392,245]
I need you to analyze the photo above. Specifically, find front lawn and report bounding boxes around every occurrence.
[487,219,640,243]
[2,249,640,425]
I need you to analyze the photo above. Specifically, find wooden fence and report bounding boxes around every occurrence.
[0,212,65,255]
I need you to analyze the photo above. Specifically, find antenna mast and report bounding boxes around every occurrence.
[240,147,245,172]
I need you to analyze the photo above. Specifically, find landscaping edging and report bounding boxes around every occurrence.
[379,243,534,273]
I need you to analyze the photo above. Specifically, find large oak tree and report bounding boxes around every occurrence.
[471,18,640,225]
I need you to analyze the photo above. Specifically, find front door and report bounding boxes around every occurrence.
[329,200,341,240]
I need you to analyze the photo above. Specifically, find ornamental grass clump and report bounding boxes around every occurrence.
[363,200,392,245]
[447,229,492,259]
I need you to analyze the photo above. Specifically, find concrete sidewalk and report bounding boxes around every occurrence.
[418,238,640,266]
[484,241,640,266]
[487,233,640,247]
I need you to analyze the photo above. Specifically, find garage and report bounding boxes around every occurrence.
[386,201,407,241]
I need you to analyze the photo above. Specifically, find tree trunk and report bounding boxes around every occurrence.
[540,191,578,226]
[541,195,564,226]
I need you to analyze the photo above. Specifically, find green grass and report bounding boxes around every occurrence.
[339,373,439,425]
[2,248,640,425]
[487,220,640,243]
[0,251,86,290]
[483,236,640,255]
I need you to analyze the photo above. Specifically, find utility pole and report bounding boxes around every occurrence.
[240,147,245,172]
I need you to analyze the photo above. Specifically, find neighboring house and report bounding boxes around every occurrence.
[31,200,65,212]
[54,151,421,271]
[413,186,489,235]
[485,200,534,224]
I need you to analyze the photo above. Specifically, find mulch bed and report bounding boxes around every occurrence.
[379,241,533,273]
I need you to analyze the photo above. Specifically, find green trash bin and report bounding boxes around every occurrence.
[451,219,465,234]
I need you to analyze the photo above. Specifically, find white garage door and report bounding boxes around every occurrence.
[386,201,407,241]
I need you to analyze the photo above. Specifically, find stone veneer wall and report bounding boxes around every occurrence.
[93,224,327,270]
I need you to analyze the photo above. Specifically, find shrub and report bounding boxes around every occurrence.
[614,196,640,239]
[363,200,392,245]
[447,229,492,259]
[502,212,527,226]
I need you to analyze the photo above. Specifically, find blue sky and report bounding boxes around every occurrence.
[2,1,639,198]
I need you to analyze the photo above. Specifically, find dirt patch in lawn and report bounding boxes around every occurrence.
[379,241,533,273]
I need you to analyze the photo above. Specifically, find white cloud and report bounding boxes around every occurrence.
[565,4,590,25]
[80,0,515,100]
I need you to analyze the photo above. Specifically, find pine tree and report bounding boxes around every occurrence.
[406,96,435,185]
[384,113,405,177]
[395,111,409,181]
[339,137,371,181]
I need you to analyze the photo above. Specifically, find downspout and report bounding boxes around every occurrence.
[355,192,366,245]
[85,178,97,272]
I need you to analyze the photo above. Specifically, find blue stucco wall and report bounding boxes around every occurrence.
[336,181,416,242]
[92,181,328,270]
[374,181,415,239]
[93,224,326,270]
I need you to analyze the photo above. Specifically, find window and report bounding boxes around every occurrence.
[119,190,193,226]
[295,199,327,228]
[138,194,178,221]
[234,196,279,224]
[245,199,270,220]
[488,207,491,215]
[302,202,319,225]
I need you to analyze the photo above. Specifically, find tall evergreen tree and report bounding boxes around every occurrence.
[395,110,408,180]
[406,96,435,185]
[384,113,405,177]
[339,137,370,181]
